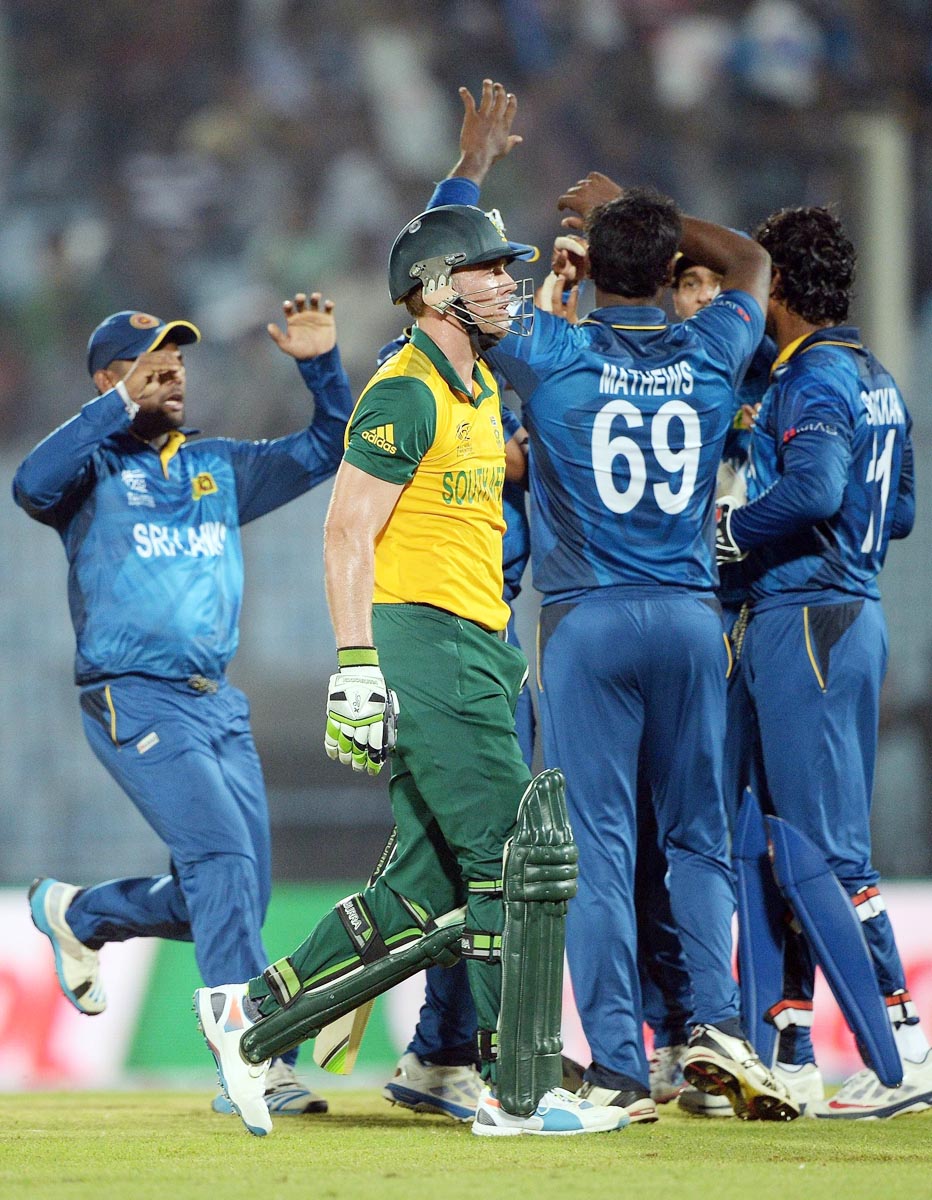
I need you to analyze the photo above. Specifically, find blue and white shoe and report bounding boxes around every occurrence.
[383,1052,483,1122]
[28,878,106,1015]
[472,1086,630,1136]
[195,984,272,1136]
[212,1058,328,1116]
[649,1043,689,1103]
[810,1051,932,1120]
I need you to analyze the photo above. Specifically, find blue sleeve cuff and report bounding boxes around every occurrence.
[296,344,345,385]
[80,387,136,433]
[428,177,482,210]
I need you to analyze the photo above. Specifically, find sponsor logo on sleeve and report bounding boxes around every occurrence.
[718,297,752,323]
[783,420,839,444]
[361,424,397,454]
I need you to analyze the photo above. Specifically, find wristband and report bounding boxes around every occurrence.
[337,646,379,668]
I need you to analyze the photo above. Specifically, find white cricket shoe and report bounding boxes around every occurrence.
[28,878,106,1015]
[677,1086,734,1117]
[576,1081,658,1123]
[649,1043,688,1103]
[775,1061,824,1113]
[472,1086,630,1136]
[383,1052,483,1122]
[811,1050,932,1120]
[677,1061,823,1118]
[212,1057,328,1117]
[682,1024,800,1121]
[195,984,272,1136]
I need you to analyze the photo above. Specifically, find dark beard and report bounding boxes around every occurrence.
[131,409,183,441]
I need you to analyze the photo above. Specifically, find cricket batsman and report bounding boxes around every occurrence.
[194,202,629,1137]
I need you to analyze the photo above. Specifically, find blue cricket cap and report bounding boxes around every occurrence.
[87,310,201,376]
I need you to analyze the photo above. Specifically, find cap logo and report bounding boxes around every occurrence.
[484,208,509,244]
[129,313,160,329]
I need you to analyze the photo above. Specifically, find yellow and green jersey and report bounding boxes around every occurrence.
[344,325,509,631]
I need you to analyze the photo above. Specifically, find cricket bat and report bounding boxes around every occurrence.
[312,826,398,1074]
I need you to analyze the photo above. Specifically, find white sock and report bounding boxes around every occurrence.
[894,1022,930,1065]
[775,1060,814,1074]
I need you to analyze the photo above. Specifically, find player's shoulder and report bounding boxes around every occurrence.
[691,289,763,340]
[781,337,862,399]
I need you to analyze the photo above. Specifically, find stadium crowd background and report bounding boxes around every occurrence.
[2,0,931,887]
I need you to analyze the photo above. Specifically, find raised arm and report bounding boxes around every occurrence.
[678,217,771,316]
[12,388,133,526]
[558,171,771,313]
[233,291,354,524]
[428,78,523,210]
[448,78,522,186]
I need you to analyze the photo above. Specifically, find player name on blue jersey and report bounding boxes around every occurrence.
[488,292,765,599]
[599,359,694,397]
[861,387,906,426]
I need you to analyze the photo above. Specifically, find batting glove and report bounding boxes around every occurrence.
[325,648,399,776]
[715,495,747,566]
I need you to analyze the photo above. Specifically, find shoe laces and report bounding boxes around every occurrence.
[832,1067,877,1101]
[266,1060,298,1088]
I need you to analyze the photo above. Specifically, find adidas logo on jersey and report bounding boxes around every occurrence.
[362,424,397,454]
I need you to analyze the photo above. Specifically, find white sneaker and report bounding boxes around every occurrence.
[682,1024,800,1121]
[576,1081,658,1123]
[810,1050,932,1120]
[28,878,106,1015]
[679,1061,823,1118]
[195,984,272,1136]
[212,1058,328,1117]
[383,1052,483,1122]
[677,1086,734,1118]
[774,1062,824,1114]
[649,1044,688,1103]
[472,1086,630,1136]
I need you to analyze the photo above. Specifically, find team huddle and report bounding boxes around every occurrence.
[18,80,930,1137]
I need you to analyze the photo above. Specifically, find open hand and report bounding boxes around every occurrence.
[452,79,522,185]
[267,292,337,360]
[557,172,624,231]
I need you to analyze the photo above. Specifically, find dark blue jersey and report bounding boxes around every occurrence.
[718,334,776,608]
[13,349,352,683]
[733,327,914,609]
[488,292,764,600]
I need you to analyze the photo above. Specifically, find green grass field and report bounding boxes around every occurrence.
[2,1090,931,1200]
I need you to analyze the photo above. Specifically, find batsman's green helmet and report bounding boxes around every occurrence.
[388,204,533,304]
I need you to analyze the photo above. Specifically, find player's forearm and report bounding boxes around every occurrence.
[234,351,354,523]
[680,217,771,313]
[730,436,847,549]
[324,523,376,649]
[296,345,353,424]
[12,388,131,514]
[891,436,915,540]
[428,176,481,210]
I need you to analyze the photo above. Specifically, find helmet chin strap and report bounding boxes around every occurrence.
[445,300,507,353]
[420,276,534,342]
